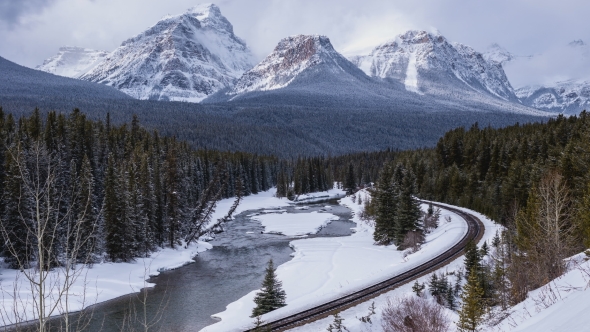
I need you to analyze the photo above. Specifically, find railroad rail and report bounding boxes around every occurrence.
[245,202,484,331]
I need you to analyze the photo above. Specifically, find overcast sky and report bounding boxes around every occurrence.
[0,0,589,87]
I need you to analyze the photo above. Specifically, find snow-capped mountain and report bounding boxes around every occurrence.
[516,80,590,115]
[80,4,256,102]
[349,30,518,101]
[36,46,109,78]
[227,34,369,95]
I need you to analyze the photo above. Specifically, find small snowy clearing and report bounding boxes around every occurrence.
[201,191,473,332]
[252,211,339,236]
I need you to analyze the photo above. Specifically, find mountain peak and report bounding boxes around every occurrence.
[35,46,109,78]
[484,43,514,64]
[187,3,234,34]
[79,3,255,102]
[225,34,362,96]
[398,30,445,45]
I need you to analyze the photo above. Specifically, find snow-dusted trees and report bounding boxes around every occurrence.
[251,259,287,317]
[372,162,422,248]
[0,110,279,265]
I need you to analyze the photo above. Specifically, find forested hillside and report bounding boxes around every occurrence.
[0,108,278,267]
[328,111,590,312]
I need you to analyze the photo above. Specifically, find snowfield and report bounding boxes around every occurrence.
[200,191,473,332]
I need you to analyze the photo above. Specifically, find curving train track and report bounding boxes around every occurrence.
[245,202,484,331]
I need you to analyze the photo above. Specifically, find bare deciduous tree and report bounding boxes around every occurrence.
[0,142,99,332]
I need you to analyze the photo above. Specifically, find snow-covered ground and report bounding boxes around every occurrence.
[200,191,476,332]
[488,253,590,332]
[281,199,500,332]
[0,187,344,326]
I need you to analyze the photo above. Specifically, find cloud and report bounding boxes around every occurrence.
[0,0,59,28]
[504,42,590,88]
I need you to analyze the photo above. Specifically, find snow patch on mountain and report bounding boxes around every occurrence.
[36,46,109,78]
[404,51,421,94]
[79,4,255,102]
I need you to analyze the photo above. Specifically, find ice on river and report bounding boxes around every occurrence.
[252,211,339,236]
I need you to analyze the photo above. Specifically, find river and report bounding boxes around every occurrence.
[46,200,354,332]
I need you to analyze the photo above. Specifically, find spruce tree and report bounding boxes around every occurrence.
[251,259,287,317]
[464,241,481,279]
[457,271,486,332]
[373,163,398,244]
[394,169,422,246]
[344,164,356,195]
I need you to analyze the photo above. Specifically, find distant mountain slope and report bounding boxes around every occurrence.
[516,80,590,115]
[0,55,130,101]
[1,53,550,158]
[486,40,590,114]
[36,46,108,78]
[79,4,255,102]
[350,30,518,102]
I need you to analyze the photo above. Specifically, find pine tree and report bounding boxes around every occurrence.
[394,169,422,246]
[74,155,98,262]
[251,259,287,317]
[457,272,486,332]
[412,280,425,297]
[344,164,356,195]
[373,163,399,244]
[464,241,481,279]
[1,146,33,268]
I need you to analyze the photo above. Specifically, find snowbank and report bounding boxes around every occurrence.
[201,191,475,332]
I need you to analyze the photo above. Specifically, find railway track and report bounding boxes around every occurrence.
[245,202,484,331]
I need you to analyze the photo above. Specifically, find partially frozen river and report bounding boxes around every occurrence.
[57,201,354,332]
